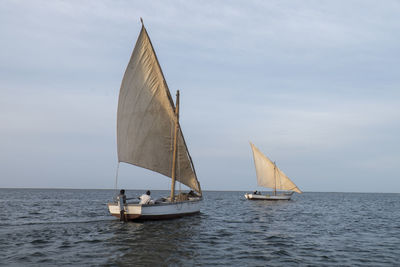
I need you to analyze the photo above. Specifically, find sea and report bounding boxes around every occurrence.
[0,189,399,266]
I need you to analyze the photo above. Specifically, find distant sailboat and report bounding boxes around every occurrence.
[245,143,302,200]
[108,20,202,220]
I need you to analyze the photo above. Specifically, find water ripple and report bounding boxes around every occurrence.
[1,189,400,266]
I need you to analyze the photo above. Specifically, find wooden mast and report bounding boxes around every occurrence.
[170,90,180,201]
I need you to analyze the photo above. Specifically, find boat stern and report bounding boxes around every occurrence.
[108,202,143,220]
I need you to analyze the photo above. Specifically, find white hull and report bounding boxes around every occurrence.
[108,198,201,220]
[244,192,293,200]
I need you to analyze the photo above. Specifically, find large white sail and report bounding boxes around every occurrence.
[250,143,301,193]
[117,25,201,194]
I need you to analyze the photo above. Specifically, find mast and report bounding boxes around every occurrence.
[170,90,180,201]
[273,162,277,196]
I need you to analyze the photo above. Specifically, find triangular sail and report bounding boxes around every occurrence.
[117,25,201,194]
[250,143,301,193]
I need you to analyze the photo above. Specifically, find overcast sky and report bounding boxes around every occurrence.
[1,0,399,192]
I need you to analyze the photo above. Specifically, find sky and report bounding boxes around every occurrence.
[1,0,399,193]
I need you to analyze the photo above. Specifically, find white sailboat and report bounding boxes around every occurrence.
[245,143,302,200]
[108,20,202,220]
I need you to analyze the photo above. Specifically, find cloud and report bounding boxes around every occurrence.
[0,0,399,192]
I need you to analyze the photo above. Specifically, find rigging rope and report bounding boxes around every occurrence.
[178,135,181,195]
[114,162,120,195]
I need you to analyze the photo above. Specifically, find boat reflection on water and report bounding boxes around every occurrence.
[106,216,202,265]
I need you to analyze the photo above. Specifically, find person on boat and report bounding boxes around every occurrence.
[117,189,127,221]
[139,190,152,204]
[188,190,198,197]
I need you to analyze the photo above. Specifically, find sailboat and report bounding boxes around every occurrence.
[245,143,302,200]
[108,19,202,220]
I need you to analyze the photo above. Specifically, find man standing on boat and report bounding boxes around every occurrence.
[139,190,151,204]
[117,189,127,221]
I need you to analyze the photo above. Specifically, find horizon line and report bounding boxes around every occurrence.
[0,187,399,194]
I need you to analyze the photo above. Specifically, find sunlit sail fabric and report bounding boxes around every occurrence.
[117,25,201,194]
[250,143,301,193]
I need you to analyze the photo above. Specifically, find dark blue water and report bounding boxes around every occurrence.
[0,189,399,266]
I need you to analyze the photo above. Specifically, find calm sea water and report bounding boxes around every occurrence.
[0,189,399,266]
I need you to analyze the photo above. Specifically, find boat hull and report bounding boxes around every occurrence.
[108,198,201,220]
[244,192,293,200]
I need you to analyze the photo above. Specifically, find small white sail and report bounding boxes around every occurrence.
[250,143,301,193]
[117,25,201,194]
